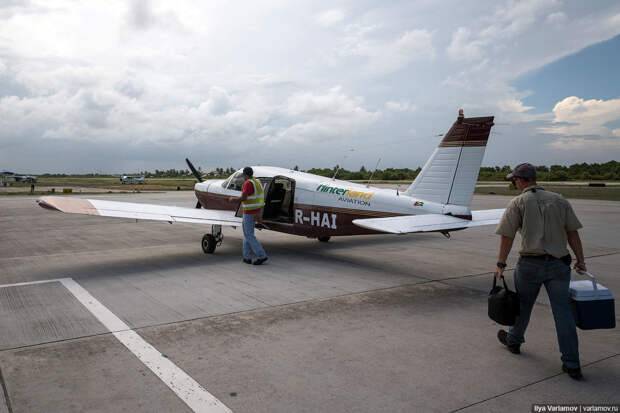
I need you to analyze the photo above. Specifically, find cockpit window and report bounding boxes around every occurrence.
[222,171,245,191]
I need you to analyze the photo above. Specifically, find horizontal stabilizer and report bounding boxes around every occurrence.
[38,196,241,226]
[352,209,505,234]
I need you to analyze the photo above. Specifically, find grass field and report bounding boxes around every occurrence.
[475,185,620,201]
[38,177,197,190]
[3,177,620,201]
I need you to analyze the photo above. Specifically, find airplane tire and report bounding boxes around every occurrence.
[202,234,217,254]
[318,236,331,243]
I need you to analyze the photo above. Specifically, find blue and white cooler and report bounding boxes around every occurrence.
[569,271,616,330]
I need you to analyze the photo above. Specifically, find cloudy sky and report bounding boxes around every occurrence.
[1,0,619,174]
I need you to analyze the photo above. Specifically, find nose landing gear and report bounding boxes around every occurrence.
[202,225,223,254]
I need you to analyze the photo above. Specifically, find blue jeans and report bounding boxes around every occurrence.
[242,214,267,260]
[508,257,580,368]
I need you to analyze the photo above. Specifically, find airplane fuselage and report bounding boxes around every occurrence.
[194,166,446,237]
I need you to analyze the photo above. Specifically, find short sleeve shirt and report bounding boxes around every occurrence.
[495,186,582,258]
[242,180,254,196]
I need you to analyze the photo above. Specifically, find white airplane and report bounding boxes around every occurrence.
[120,175,146,184]
[38,110,504,254]
[2,171,37,184]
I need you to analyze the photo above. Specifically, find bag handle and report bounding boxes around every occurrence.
[492,276,509,290]
[572,270,599,298]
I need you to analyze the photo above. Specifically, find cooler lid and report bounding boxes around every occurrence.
[569,280,613,300]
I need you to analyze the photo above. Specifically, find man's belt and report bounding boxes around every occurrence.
[520,254,572,266]
[521,254,557,260]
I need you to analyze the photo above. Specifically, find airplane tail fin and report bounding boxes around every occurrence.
[405,110,494,211]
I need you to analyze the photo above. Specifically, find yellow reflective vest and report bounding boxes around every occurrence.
[241,178,265,212]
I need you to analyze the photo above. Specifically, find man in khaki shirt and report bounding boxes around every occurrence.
[494,163,586,380]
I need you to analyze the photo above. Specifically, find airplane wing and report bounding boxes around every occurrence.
[352,209,505,234]
[37,196,242,226]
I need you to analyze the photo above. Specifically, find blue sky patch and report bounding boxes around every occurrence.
[514,35,620,113]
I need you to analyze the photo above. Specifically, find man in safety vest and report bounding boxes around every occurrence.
[228,167,268,265]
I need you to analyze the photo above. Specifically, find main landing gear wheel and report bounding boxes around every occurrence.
[318,236,331,243]
[202,234,217,253]
[202,225,223,254]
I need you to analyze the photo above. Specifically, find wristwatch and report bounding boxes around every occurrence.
[496,262,507,269]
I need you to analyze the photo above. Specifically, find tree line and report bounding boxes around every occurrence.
[38,161,619,181]
[307,161,620,181]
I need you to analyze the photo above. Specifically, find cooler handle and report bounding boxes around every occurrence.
[573,270,599,298]
[583,271,599,298]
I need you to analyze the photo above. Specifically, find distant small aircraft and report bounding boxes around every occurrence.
[2,171,37,185]
[38,110,504,254]
[120,175,146,184]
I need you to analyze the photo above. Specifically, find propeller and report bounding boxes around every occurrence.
[185,158,204,209]
[186,158,203,183]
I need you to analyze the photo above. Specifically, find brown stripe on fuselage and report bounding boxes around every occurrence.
[195,190,236,211]
[195,191,408,236]
[292,204,405,236]
[293,203,406,218]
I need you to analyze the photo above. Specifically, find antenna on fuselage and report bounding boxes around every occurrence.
[366,158,381,188]
[331,148,355,181]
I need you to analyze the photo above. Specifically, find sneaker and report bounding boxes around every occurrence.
[253,257,268,265]
[243,258,252,264]
[562,364,583,381]
[497,330,521,354]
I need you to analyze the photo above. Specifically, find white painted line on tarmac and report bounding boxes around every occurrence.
[58,278,233,413]
[0,278,63,289]
[0,278,232,413]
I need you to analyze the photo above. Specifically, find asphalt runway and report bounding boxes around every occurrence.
[0,192,618,412]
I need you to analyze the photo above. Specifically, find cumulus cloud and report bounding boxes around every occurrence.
[338,26,435,75]
[447,0,561,61]
[316,8,346,27]
[541,96,620,150]
[386,99,416,112]
[548,137,620,150]
[263,86,381,144]
[446,27,486,61]
[1,1,619,172]
[496,98,533,113]
[125,0,187,32]
[546,11,567,25]
[0,0,50,20]
[0,60,379,152]
[540,96,620,136]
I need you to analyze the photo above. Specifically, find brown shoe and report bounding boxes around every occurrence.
[497,330,521,354]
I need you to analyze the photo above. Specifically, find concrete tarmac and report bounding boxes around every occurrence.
[0,192,618,412]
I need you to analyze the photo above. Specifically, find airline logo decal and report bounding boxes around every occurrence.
[295,209,337,229]
[414,201,424,206]
[316,184,375,207]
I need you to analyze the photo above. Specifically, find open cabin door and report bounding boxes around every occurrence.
[234,176,295,224]
[262,176,295,223]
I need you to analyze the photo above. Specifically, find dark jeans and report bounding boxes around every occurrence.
[508,256,580,368]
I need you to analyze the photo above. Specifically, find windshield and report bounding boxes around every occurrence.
[221,171,245,191]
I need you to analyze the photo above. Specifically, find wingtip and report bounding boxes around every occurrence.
[37,196,61,211]
[36,196,99,215]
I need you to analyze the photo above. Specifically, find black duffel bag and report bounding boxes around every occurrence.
[488,276,520,326]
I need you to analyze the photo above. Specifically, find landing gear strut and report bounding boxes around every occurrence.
[202,225,223,254]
